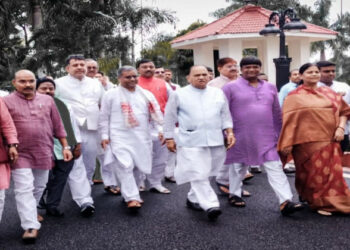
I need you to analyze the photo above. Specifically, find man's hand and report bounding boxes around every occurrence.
[166,139,176,152]
[226,133,236,150]
[8,147,18,164]
[334,127,345,142]
[159,132,166,145]
[63,149,73,162]
[73,143,82,159]
[281,146,293,156]
[101,139,110,150]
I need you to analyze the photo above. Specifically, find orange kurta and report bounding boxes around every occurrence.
[278,85,350,213]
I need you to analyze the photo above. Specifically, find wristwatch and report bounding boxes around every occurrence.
[63,146,71,150]
[8,144,18,148]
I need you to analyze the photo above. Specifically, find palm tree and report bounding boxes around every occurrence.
[115,0,176,64]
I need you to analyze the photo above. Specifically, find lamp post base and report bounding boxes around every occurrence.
[273,57,292,91]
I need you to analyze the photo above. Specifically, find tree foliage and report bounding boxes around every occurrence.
[0,0,175,88]
[141,20,206,85]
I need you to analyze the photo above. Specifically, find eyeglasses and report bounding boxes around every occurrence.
[87,66,97,69]
[124,75,138,79]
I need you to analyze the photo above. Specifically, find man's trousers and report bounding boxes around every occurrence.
[79,127,99,184]
[0,189,4,223]
[228,160,293,204]
[67,157,94,207]
[43,159,74,209]
[115,165,142,202]
[146,140,168,188]
[12,168,49,230]
[97,154,119,187]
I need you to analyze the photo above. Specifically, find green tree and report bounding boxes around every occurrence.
[330,12,350,83]
[116,0,176,65]
[310,0,333,60]
[141,20,206,85]
[0,0,175,87]
[211,0,312,21]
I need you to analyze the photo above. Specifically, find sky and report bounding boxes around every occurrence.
[136,0,350,57]
[144,0,350,32]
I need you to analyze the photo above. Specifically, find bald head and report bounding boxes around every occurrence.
[13,69,36,99]
[187,66,209,89]
[14,70,35,80]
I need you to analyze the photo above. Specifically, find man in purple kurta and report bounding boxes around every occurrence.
[222,57,303,216]
[3,70,72,243]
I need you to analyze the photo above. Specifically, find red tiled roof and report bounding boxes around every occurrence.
[171,5,337,44]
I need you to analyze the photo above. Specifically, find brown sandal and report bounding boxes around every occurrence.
[127,200,142,212]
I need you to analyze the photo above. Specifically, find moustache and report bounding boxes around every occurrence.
[24,88,33,90]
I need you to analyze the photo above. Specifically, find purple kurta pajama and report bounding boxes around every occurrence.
[3,92,66,170]
[223,77,282,165]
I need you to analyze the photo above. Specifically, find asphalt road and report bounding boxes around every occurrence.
[1,170,350,250]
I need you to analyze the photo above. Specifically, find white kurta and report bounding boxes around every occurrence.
[99,87,160,174]
[164,84,233,184]
[55,75,104,130]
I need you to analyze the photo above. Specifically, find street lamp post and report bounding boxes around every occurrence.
[259,8,306,91]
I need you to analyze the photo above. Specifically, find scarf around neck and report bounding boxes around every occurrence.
[119,85,163,128]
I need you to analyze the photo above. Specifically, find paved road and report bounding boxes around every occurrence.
[1,171,350,250]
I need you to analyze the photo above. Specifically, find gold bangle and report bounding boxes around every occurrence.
[337,126,345,131]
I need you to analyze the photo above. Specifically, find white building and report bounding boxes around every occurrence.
[171,4,337,84]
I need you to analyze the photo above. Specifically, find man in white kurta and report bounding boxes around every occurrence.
[164,66,235,221]
[99,66,163,210]
[55,55,103,216]
[317,60,350,153]
[86,58,119,193]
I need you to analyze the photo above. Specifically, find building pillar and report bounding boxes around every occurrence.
[193,43,214,70]
[263,36,279,85]
[218,39,243,64]
[288,38,310,71]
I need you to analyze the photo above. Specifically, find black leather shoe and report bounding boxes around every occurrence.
[283,168,296,174]
[80,203,95,217]
[46,207,64,217]
[186,199,203,211]
[164,176,176,183]
[206,207,222,220]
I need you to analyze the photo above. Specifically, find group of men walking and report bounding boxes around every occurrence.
[0,53,348,244]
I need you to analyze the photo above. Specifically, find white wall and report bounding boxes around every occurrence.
[192,43,214,69]
[218,39,243,64]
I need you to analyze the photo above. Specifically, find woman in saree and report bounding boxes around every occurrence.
[278,63,350,216]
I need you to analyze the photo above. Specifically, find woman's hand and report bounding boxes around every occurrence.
[334,127,345,142]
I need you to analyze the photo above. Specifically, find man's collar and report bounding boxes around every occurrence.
[14,91,36,100]
[68,74,85,81]
[319,81,333,87]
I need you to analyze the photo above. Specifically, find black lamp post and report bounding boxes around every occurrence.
[259,8,306,91]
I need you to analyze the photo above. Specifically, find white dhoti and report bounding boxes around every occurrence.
[79,127,99,184]
[12,168,49,230]
[68,157,94,207]
[176,146,226,210]
[0,189,4,223]
[228,160,293,204]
